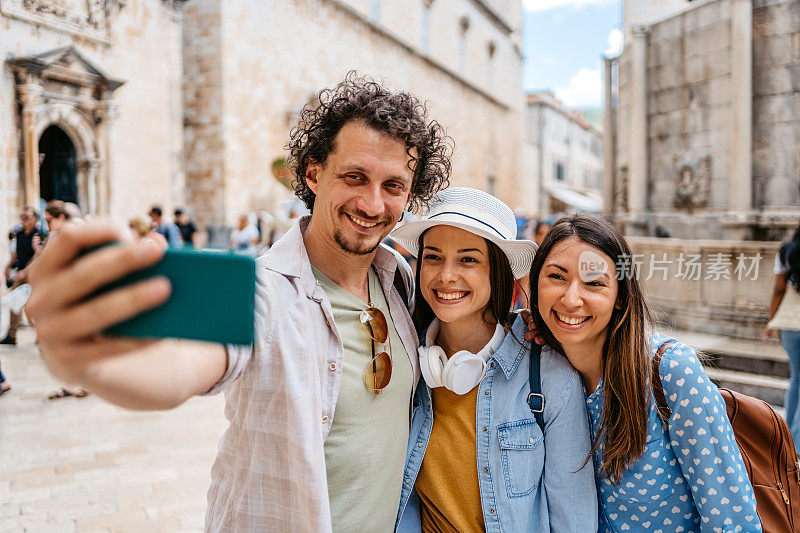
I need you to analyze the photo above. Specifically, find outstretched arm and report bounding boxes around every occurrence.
[27,222,227,410]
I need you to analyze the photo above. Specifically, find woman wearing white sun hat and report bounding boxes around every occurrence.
[392,187,597,532]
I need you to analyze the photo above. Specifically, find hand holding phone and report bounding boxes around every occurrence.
[100,247,256,344]
[27,223,238,409]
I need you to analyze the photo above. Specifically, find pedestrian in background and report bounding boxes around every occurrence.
[0,356,9,395]
[63,202,83,223]
[532,217,553,247]
[32,201,90,400]
[2,207,43,345]
[42,200,70,239]
[129,217,167,248]
[174,208,199,248]
[229,213,259,255]
[763,220,800,452]
[148,205,183,248]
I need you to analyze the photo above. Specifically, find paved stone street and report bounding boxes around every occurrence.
[0,327,228,532]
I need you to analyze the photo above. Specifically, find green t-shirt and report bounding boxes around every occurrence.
[312,266,413,533]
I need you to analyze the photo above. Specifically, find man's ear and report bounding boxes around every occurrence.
[306,161,320,194]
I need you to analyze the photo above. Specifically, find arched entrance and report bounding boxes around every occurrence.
[39,125,78,205]
[9,46,124,215]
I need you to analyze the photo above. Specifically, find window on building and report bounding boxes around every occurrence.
[421,0,434,53]
[370,0,381,22]
[486,40,496,88]
[555,162,565,182]
[458,16,470,75]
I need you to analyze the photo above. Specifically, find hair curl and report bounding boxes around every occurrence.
[286,72,453,213]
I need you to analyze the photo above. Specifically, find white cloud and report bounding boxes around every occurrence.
[605,28,623,57]
[554,67,603,108]
[523,0,617,13]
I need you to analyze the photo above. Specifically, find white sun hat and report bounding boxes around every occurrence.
[390,187,538,279]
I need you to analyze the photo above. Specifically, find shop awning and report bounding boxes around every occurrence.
[546,186,603,213]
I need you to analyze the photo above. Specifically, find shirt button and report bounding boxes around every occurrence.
[490,362,495,368]
[482,426,488,432]
[325,320,330,326]
[483,467,490,473]
[329,362,337,371]
[322,415,329,423]
[529,437,535,444]
[484,390,490,396]
[417,442,424,447]
[490,508,496,514]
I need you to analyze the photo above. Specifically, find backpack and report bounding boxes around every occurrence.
[651,341,800,532]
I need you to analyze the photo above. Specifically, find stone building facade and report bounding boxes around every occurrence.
[524,91,603,216]
[182,0,525,235]
[0,0,186,243]
[1,0,524,256]
[604,0,800,241]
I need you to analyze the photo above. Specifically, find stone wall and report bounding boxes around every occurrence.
[628,236,780,339]
[646,0,734,234]
[752,0,800,222]
[182,0,524,230]
[611,0,800,241]
[0,0,185,267]
[182,0,225,231]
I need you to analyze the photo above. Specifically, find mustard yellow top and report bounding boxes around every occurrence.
[415,386,485,533]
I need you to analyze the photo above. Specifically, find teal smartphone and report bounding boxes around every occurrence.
[90,247,256,344]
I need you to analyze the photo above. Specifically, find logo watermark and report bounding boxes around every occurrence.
[611,252,762,281]
[579,250,611,282]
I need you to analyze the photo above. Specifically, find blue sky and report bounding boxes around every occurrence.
[522,0,622,108]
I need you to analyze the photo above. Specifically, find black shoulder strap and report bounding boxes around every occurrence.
[528,342,545,432]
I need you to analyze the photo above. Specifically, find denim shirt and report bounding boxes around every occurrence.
[396,315,598,532]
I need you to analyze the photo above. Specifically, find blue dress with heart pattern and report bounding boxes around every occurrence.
[586,332,762,533]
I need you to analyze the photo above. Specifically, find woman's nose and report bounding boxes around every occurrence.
[437,262,458,283]
[561,280,584,308]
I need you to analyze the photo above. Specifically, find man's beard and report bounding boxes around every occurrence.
[333,229,382,256]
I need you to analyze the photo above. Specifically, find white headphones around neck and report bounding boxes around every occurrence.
[418,319,506,395]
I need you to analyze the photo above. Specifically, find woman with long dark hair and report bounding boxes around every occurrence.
[392,188,597,532]
[528,214,761,532]
[762,220,800,451]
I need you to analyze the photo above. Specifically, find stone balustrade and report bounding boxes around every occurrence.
[627,237,781,340]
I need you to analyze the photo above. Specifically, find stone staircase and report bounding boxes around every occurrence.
[662,328,790,412]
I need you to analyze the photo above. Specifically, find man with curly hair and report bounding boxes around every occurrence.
[26,73,452,531]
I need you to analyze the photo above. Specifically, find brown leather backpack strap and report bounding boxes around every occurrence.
[651,340,676,423]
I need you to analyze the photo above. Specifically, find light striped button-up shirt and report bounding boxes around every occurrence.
[203,216,420,531]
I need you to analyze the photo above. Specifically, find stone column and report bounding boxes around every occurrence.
[727,0,753,239]
[602,56,617,221]
[17,82,42,207]
[627,25,649,234]
[94,100,119,217]
[78,158,101,214]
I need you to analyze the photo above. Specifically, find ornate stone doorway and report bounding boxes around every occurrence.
[7,46,123,214]
[39,125,78,205]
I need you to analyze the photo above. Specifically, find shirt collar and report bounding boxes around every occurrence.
[263,215,402,297]
[491,314,530,379]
